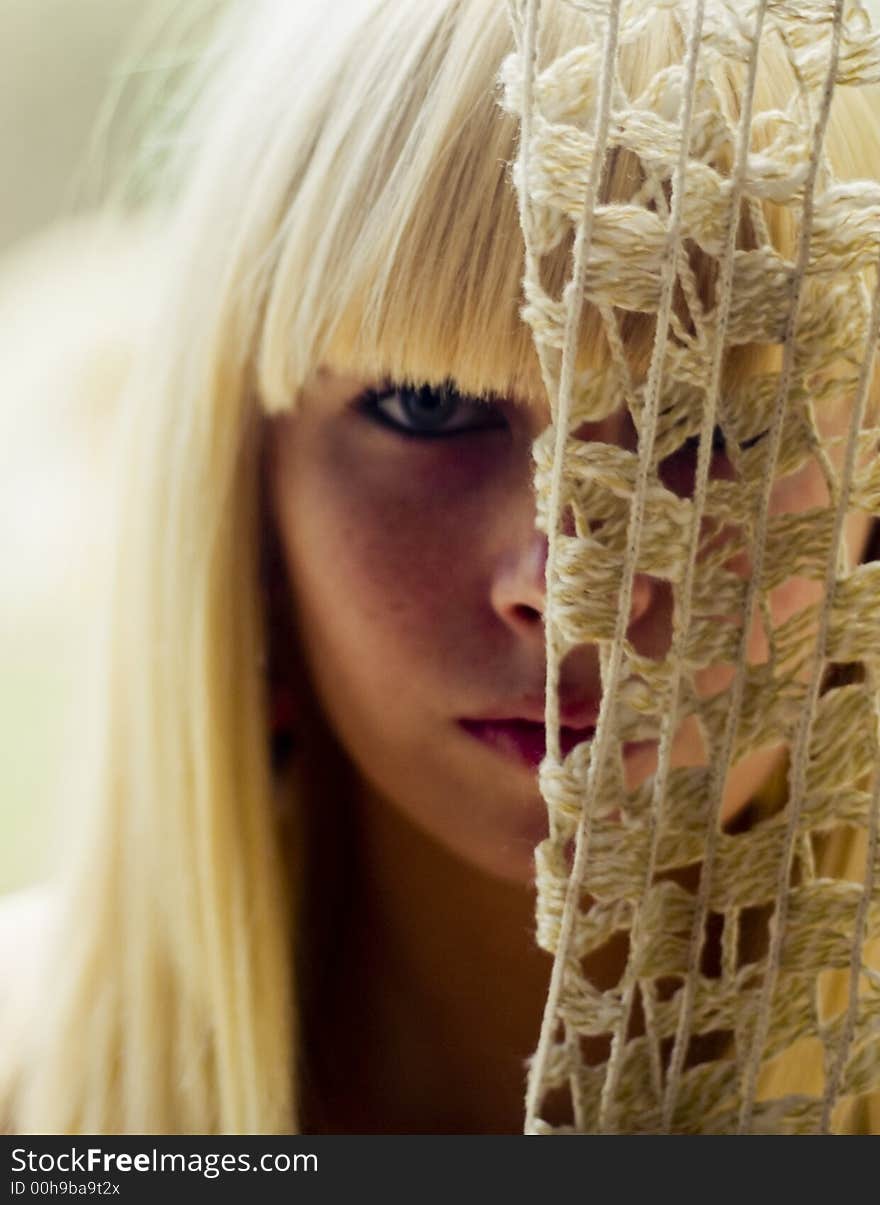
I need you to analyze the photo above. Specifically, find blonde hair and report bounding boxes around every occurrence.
[2,0,879,1133]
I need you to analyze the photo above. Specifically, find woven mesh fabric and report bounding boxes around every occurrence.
[503,0,880,1133]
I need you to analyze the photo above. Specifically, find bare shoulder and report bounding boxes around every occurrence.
[0,884,57,1012]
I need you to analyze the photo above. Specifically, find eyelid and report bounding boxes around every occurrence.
[739,428,769,451]
[676,425,768,455]
[356,381,509,439]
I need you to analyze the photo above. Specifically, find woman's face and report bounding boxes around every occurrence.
[267,369,872,885]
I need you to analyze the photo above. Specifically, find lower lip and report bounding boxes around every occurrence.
[458,719,595,769]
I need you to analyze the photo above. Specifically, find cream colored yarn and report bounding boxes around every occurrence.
[504,0,880,1133]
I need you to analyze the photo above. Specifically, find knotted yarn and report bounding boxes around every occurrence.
[503,0,880,1134]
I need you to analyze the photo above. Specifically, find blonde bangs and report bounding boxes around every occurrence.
[252,0,877,422]
[252,0,675,413]
[253,0,540,409]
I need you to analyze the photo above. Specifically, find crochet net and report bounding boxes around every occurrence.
[503,0,880,1133]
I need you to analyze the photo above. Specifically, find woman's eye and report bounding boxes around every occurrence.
[658,425,731,496]
[357,381,508,439]
[688,425,729,459]
[659,423,773,495]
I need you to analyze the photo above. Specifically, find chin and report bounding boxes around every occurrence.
[449,817,549,888]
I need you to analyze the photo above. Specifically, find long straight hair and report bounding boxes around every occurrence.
[2,0,879,1133]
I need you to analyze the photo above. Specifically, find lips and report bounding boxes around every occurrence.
[458,718,595,769]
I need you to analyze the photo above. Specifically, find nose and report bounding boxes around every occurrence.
[491,522,658,639]
[490,528,549,637]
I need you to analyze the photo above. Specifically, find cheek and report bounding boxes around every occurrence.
[269,425,500,705]
[691,451,874,721]
[689,460,831,701]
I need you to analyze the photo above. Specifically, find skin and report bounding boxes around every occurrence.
[266,367,872,1131]
[268,369,872,881]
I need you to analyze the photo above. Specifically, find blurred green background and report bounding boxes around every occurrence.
[0,0,169,892]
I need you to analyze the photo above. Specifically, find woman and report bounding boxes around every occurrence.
[1,0,879,1133]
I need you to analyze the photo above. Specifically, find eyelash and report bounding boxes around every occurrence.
[355,385,769,460]
[356,381,508,440]
[671,425,767,459]
[674,425,729,460]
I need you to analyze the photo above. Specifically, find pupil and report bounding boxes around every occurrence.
[402,384,457,429]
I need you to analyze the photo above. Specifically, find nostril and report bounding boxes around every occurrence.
[491,530,548,633]
[513,603,543,625]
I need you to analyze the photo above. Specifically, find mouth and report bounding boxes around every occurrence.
[458,718,595,769]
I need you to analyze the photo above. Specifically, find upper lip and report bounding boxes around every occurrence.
[462,695,599,730]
